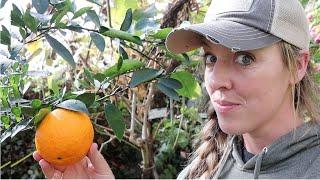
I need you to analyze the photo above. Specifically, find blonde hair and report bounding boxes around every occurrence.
[186,41,320,179]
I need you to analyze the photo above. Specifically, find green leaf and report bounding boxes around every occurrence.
[151,28,173,40]
[129,68,163,88]
[104,102,125,140]
[11,4,24,28]
[54,9,68,25]
[158,78,182,89]
[1,98,9,108]
[1,115,10,128]
[182,53,190,61]
[34,108,51,126]
[156,82,180,101]
[84,68,95,84]
[65,25,83,32]
[119,45,128,59]
[86,10,100,29]
[24,9,38,33]
[54,0,72,10]
[93,73,105,82]
[120,8,132,31]
[31,99,42,108]
[171,71,201,99]
[102,59,144,80]
[51,0,72,24]
[72,6,92,19]
[45,34,76,68]
[76,93,95,108]
[11,106,22,117]
[117,56,123,71]
[299,0,309,7]
[159,45,188,62]
[100,26,142,45]
[0,25,10,46]
[56,99,89,115]
[111,0,137,26]
[90,32,105,52]
[165,51,187,62]
[50,10,61,23]
[32,0,49,14]
[19,27,26,39]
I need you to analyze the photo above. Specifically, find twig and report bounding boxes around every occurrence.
[142,82,155,140]
[152,118,166,140]
[25,29,50,44]
[10,151,33,168]
[96,86,128,102]
[99,136,116,152]
[120,95,143,126]
[170,98,174,123]
[121,43,165,69]
[106,0,114,60]
[106,0,112,29]
[93,122,140,150]
[0,161,11,170]
[173,97,185,148]
[129,92,137,141]
[38,26,98,33]
[83,40,93,69]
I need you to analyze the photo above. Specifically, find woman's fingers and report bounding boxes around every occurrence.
[62,162,89,179]
[33,151,42,161]
[87,143,114,176]
[39,159,62,179]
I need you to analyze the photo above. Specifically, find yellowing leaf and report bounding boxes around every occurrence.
[26,40,43,54]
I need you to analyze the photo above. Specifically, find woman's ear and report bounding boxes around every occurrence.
[290,50,310,84]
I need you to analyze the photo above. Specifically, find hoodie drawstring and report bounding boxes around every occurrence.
[253,147,268,179]
[213,136,235,179]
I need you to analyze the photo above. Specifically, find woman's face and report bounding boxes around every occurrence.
[203,41,292,135]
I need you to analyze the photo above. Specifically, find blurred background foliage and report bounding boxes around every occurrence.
[0,0,319,179]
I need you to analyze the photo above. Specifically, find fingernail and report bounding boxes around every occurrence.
[93,143,98,150]
[39,159,45,168]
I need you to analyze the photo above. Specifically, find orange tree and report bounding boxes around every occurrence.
[0,0,319,179]
[0,0,206,178]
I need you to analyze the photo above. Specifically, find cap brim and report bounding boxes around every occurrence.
[165,19,281,54]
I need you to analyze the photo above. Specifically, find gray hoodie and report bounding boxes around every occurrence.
[177,121,320,179]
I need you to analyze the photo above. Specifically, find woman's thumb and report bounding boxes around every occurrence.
[87,143,113,176]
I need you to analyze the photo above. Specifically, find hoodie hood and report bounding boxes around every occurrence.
[214,121,320,179]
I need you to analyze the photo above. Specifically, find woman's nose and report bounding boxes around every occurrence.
[205,60,233,91]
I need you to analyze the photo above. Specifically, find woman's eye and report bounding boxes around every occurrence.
[235,54,255,66]
[204,54,217,65]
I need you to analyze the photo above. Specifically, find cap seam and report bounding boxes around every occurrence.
[266,0,275,32]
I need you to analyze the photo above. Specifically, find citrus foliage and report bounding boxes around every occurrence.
[0,0,319,178]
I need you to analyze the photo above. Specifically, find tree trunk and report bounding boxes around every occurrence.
[139,0,196,178]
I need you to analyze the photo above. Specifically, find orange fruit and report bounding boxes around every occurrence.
[35,108,94,166]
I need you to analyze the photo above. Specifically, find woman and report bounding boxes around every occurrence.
[34,0,320,178]
[166,0,320,178]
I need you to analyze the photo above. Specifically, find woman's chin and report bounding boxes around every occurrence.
[218,120,247,135]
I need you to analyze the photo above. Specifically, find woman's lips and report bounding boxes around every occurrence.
[213,100,241,113]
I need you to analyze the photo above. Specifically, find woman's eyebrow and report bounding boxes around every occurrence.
[200,39,211,47]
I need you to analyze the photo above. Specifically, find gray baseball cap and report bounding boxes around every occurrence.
[165,0,310,54]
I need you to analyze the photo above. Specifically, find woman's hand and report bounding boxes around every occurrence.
[33,143,115,179]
